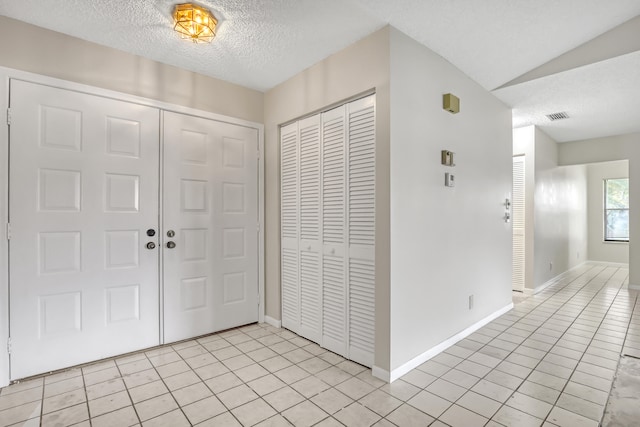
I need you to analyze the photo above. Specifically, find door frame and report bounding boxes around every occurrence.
[0,67,265,387]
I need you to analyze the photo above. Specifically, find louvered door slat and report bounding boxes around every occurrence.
[349,258,375,366]
[281,122,299,331]
[512,156,525,291]
[299,121,320,241]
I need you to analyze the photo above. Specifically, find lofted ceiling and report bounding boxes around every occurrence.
[0,0,639,142]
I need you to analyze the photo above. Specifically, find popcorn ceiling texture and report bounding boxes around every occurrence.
[0,0,639,141]
[0,0,638,92]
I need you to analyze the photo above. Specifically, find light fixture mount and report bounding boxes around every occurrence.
[173,3,217,43]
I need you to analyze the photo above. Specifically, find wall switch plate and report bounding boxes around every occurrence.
[441,150,455,166]
[445,172,455,187]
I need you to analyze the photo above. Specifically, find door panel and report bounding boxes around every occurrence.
[163,112,259,342]
[9,80,160,379]
[513,155,526,291]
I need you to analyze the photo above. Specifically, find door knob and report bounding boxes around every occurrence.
[166,241,176,249]
[146,242,156,250]
[146,229,156,237]
[167,230,175,238]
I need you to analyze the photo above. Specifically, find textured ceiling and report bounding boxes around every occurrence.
[0,0,639,142]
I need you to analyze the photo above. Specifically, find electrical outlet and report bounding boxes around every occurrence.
[468,295,474,310]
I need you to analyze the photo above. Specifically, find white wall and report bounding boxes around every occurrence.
[559,132,639,285]
[587,160,629,263]
[533,129,588,289]
[388,29,513,372]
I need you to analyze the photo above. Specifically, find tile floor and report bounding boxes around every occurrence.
[0,262,636,426]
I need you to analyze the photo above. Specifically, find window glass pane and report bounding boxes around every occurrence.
[606,209,629,240]
[605,178,629,209]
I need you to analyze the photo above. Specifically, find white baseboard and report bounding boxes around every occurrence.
[264,316,282,328]
[384,302,514,383]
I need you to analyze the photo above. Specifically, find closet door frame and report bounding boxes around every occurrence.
[0,67,265,387]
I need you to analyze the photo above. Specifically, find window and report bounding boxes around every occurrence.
[604,178,629,242]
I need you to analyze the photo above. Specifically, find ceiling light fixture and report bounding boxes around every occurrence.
[173,3,217,43]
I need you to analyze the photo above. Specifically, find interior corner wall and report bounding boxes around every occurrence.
[513,126,536,291]
[586,160,629,263]
[0,16,263,123]
[263,27,392,372]
[559,132,640,285]
[532,129,588,289]
[388,28,512,372]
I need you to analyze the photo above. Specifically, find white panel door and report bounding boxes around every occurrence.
[346,95,376,367]
[9,80,160,379]
[163,112,259,342]
[281,123,300,333]
[298,115,322,343]
[512,155,526,291]
[320,105,348,356]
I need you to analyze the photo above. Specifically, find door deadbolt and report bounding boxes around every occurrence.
[146,229,156,237]
[166,241,176,249]
[167,230,175,238]
[146,242,156,250]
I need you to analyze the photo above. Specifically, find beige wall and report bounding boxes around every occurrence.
[0,16,263,123]
[559,133,640,285]
[263,27,392,371]
[586,161,629,263]
[388,29,513,372]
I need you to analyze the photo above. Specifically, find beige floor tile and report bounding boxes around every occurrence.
[91,405,139,427]
[86,378,126,401]
[142,409,190,427]
[134,393,178,421]
[379,380,420,401]
[563,381,609,406]
[310,387,354,415]
[274,365,310,384]
[506,392,553,419]
[118,359,154,376]
[0,386,42,411]
[439,404,488,427]
[194,361,229,380]
[336,360,368,376]
[41,402,89,427]
[547,406,599,427]
[171,381,212,406]
[176,344,208,360]
[129,380,169,404]
[282,348,314,364]
[416,360,450,377]
[492,405,543,427]
[358,389,402,417]
[406,390,451,418]
[235,363,270,383]
[517,380,561,405]
[556,393,604,421]
[569,370,612,392]
[444,345,475,359]
[456,390,501,418]
[263,386,305,412]
[290,375,330,398]
[84,366,121,387]
[260,356,293,374]
[217,384,259,409]
[247,374,287,396]
[123,369,162,389]
[247,347,279,363]
[184,353,217,370]
[147,351,182,368]
[0,400,41,425]
[335,377,375,400]
[456,360,492,378]
[485,369,524,390]
[334,402,380,427]
[89,390,132,417]
[163,370,201,391]
[467,351,502,368]
[182,395,227,424]
[204,372,243,394]
[386,403,435,427]
[224,354,256,371]
[232,398,278,426]
[281,400,328,427]
[471,379,513,403]
[399,369,437,388]
[44,369,82,385]
[431,352,463,368]
[43,375,84,398]
[425,378,466,402]
[43,388,86,414]
[82,360,117,375]
[155,361,190,379]
[197,411,243,426]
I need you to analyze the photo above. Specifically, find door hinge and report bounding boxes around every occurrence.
[6,108,11,126]
[5,223,10,240]
[6,337,11,355]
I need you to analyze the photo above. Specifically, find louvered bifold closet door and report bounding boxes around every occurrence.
[346,95,376,367]
[298,115,322,343]
[281,123,300,332]
[512,156,525,291]
[321,106,348,356]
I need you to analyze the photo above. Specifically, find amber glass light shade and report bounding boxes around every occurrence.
[173,3,217,43]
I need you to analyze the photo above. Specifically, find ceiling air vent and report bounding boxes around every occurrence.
[546,111,570,121]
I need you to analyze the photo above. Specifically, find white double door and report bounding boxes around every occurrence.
[8,80,258,379]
